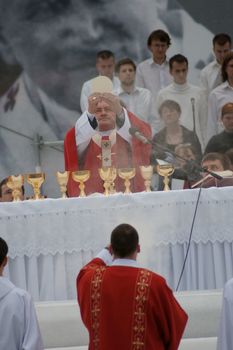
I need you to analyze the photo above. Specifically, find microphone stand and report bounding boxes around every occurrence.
[147,135,223,182]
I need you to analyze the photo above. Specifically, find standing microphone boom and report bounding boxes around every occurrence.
[128,127,151,144]
[190,97,196,135]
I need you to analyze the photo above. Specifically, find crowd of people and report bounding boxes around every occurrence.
[0,20,233,196]
[1,29,233,197]
[62,29,233,196]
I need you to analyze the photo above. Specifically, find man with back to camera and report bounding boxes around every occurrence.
[80,50,120,113]
[200,33,232,95]
[0,237,43,349]
[77,223,188,350]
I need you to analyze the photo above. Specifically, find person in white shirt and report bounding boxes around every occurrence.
[135,29,172,104]
[217,278,233,350]
[0,237,43,350]
[200,33,232,95]
[207,52,233,142]
[80,50,120,113]
[156,54,207,149]
[206,52,233,141]
[115,58,155,130]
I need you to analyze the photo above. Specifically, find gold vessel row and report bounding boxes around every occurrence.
[7,164,174,201]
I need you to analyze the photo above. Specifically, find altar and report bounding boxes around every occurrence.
[1,187,233,301]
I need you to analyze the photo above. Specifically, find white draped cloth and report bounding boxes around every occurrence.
[1,187,233,301]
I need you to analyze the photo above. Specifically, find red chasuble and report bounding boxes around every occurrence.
[64,111,152,196]
[77,258,188,350]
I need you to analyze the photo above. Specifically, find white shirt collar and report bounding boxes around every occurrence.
[116,85,140,95]
[149,57,169,67]
[111,258,139,267]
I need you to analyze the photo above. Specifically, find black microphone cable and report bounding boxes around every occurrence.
[175,184,203,291]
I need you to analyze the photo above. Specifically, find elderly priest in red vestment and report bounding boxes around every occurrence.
[77,223,188,350]
[64,92,152,196]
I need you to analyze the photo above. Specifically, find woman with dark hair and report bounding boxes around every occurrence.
[151,99,202,164]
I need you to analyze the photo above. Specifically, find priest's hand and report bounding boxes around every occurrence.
[101,93,123,116]
[87,93,101,114]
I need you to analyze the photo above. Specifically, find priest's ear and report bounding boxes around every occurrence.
[137,244,141,254]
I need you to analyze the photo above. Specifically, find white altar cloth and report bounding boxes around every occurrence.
[1,187,233,301]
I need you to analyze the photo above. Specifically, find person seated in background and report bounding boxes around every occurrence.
[226,148,233,170]
[0,237,43,349]
[205,102,233,154]
[217,277,233,350]
[64,93,152,196]
[197,152,233,188]
[80,50,120,113]
[114,58,155,128]
[0,177,24,202]
[77,223,188,350]
[174,143,202,183]
[151,99,202,164]
[201,152,231,173]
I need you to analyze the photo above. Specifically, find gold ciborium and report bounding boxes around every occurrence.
[26,173,45,200]
[99,167,117,196]
[7,175,24,201]
[140,165,153,192]
[72,170,90,197]
[156,164,174,191]
[56,171,70,198]
[118,168,136,194]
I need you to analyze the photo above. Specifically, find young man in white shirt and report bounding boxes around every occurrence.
[136,29,172,104]
[115,58,155,130]
[200,33,232,95]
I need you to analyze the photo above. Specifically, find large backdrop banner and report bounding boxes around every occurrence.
[0,0,230,197]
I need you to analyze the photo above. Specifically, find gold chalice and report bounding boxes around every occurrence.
[26,173,45,200]
[118,168,136,194]
[140,165,153,192]
[7,175,24,201]
[99,167,117,196]
[156,164,174,191]
[56,171,70,198]
[72,170,90,197]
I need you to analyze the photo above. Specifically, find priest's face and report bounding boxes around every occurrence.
[95,101,116,131]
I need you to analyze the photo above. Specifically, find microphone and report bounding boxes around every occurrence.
[129,127,151,144]
[190,97,196,134]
